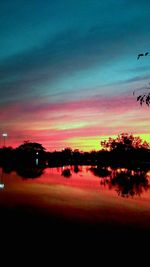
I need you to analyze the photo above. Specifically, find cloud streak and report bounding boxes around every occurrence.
[1,94,150,150]
[1,0,150,150]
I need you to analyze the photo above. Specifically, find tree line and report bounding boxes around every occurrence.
[0,133,150,169]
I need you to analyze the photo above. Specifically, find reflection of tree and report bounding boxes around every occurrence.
[61,169,72,178]
[16,166,45,179]
[109,170,150,197]
[74,166,80,173]
[90,166,111,178]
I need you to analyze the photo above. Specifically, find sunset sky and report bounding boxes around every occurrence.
[0,0,150,151]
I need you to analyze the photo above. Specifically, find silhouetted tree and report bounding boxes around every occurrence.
[61,147,73,164]
[101,133,150,151]
[0,146,15,169]
[16,141,45,153]
[62,147,72,156]
[15,141,46,165]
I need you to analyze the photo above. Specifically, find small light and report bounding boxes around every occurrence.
[2,133,7,137]
[0,183,4,189]
[36,152,39,155]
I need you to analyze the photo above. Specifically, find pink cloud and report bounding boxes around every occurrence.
[1,94,150,150]
[0,94,138,123]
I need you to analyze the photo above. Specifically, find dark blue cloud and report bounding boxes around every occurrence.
[0,0,150,104]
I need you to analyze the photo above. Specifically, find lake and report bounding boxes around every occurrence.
[1,165,150,244]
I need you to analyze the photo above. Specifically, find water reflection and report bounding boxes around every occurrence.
[99,169,150,197]
[1,164,150,197]
[16,166,45,179]
[90,166,111,178]
[61,168,72,178]
[74,165,80,173]
[50,165,150,198]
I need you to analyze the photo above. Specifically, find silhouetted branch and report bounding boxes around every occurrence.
[133,83,150,106]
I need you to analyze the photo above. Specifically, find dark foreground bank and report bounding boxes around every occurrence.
[1,204,150,243]
[1,204,150,266]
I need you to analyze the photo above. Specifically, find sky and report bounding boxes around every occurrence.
[0,0,150,151]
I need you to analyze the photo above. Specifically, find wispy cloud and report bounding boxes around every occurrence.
[1,0,150,150]
[1,93,150,150]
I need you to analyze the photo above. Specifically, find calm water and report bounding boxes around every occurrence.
[1,165,150,227]
[1,165,150,197]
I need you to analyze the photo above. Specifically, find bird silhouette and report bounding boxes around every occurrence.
[137,52,149,60]
[145,52,149,56]
[137,53,144,60]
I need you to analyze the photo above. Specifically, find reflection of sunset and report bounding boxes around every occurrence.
[1,166,150,230]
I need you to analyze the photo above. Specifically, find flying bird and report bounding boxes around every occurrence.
[145,52,149,56]
[137,51,149,60]
[137,53,144,60]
